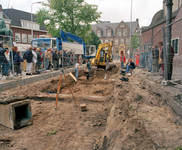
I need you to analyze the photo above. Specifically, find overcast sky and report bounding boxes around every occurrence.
[1,0,163,27]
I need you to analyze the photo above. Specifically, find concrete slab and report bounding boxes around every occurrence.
[162,79,181,86]
[0,100,33,130]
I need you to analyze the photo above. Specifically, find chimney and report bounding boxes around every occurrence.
[136,18,139,22]
[0,5,2,11]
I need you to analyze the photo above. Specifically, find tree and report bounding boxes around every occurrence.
[131,33,141,50]
[36,0,101,43]
[87,31,101,49]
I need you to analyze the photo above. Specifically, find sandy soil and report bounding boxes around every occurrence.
[0,64,182,150]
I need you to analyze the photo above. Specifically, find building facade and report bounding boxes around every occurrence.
[141,1,182,66]
[91,19,140,56]
[0,4,47,51]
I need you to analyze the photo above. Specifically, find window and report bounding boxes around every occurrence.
[97,31,101,37]
[120,24,124,27]
[34,35,38,38]
[115,47,119,54]
[52,39,57,49]
[121,39,124,44]
[28,35,32,43]
[115,39,118,45]
[126,39,130,45]
[6,24,10,29]
[21,21,40,30]
[110,39,113,42]
[136,38,140,44]
[117,29,121,36]
[172,38,179,54]
[15,33,21,42]
[101,40,103,43]
[0,12,2,18]
[107,30,111,37]
[123,29,127,36]
[22,34,27,43]
[105,39,108,43]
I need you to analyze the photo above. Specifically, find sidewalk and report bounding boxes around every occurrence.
[0,65,86,92]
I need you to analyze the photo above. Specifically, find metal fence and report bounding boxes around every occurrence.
[0,35,82,78]
[132,17,182,83]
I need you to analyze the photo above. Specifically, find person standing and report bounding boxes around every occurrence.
[120,51,126,69]
[53,49,59,70]
[169,46,174,80]
[152,45,159,73]
[36,48,42,74]
[135,49,140,67]
[85,60,91,80]
[32,47,37,75]
[148,46,153,72]
[5,49,10,66]
[158,41,164,78]
[45,48,52,70]
[25,47,33,75]
[0,42,9,76]
[14,51,24,75]
[75,60,79,79]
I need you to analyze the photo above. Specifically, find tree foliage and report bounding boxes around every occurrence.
[36,0,101,43]
[131,33,141,50]
[86,31,101,49]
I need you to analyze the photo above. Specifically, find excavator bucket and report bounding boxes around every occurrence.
[106,60,116,70]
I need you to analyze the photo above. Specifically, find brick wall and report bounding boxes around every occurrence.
[172,5,182,66]
[10,27,47,44]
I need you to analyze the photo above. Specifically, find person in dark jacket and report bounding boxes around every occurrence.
[36,48,42,74]
[125,58,135,73]
[14,51,24,75]
[53,49,59,70]
[0,42,9,76]
[152,45,159,73]
[25,47,33,75]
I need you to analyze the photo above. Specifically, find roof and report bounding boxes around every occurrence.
[2,8,47,31]
[1,11,10,20]
[91,21,138,37]
[142,10,178,32]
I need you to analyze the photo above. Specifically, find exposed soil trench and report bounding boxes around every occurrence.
[0,64,182,150]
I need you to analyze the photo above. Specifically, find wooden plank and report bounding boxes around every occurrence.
[69,72,77,82]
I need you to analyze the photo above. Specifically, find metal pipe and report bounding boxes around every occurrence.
[31,2,42,40]
[10,36,14,77]
[129,0,133,58]
[165,0,173,80]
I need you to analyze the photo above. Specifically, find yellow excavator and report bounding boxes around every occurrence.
[91,41,115,70]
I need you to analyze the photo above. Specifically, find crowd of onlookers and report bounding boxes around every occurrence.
[0,42,75,76]
[134,41,174,80]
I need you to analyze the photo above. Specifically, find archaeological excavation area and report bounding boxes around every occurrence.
[0,64,182,150]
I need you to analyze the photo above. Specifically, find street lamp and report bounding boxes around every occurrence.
[31,1,42,40]
[129,0,133,58]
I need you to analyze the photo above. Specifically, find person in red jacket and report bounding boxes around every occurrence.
[120,51,126,68]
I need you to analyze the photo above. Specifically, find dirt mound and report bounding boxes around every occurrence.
[1,65,182,150]
[98,72,182,150]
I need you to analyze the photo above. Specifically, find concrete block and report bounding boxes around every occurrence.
[162,80,169,86]
[0,100,33,130]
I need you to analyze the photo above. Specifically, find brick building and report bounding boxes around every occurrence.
[0,4,47,51]
[141,0,182,66]
[91,19,140,56]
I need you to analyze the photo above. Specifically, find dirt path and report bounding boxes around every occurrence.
[0,64,182,150]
